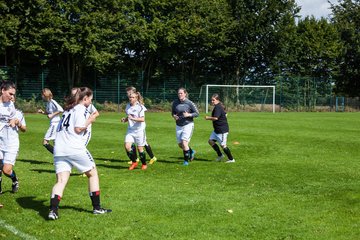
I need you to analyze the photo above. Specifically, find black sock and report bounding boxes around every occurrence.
[145,144,154,159]
[183,150,190,162]
[90,191,100,210]
[50,194,61,211]
[139,151,146,165]
[4,170,17,182]
[131,143,138,159]
[127,149,137,162]
[43,144,54,154]
[10,170,17,182]
[212,144,222,156]
[223,147,234,160]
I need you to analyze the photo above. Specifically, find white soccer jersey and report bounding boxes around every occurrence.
[0,109,25,152]
[54,104,88,156]
[46,99,63,124]
[85,104,97,131]
[125,102,146,132]
[0,101,16,133]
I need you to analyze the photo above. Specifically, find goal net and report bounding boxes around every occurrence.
[199,84,276,113]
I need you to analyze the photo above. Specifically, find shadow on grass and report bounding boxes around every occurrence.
[94,157,128,162]
[30,169,54,174]
[17,159,52,165]
[16,196,91,220]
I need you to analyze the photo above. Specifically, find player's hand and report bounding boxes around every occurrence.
[183,111,191,118]
[37,109,44,114]
[173,114,179,120]
[9,119,17,127]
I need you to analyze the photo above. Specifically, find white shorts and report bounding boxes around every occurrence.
[125,129,146,146]
[209,131,228,147]
[44,122,58,141]
[0,150,18,166]
[176,122,194,143]
[54,150,95,174]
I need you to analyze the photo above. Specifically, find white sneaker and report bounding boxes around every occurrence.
[225,159,235,163]
[216,155,224,162]
[48,210,59,220]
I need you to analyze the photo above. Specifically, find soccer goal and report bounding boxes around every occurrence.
[199,84,276,113]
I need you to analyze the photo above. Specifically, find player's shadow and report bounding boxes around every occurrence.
[94,157,128,163]
[17,196,90,220]
[161,157,211,163]
[30,169,54,174]
[17,158,52,165]
[96,163,129,170]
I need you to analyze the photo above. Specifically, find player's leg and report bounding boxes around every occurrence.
[84,167,111,214]
[49,170,71,220]
[209,132,224,161]
[182,123,195,163]
[43,124,57,154]
[144,131,156,164]
[128,143,139,164]
[0,158,3,194]
[2,153,19,193]
[220,133,235,163]
[126,133,138,167]
[136,131,147,170]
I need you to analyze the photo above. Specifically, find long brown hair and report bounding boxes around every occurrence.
[64,87,93,111]
[212,93,226,111]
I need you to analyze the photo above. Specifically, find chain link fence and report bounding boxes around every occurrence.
[0,65,359,112]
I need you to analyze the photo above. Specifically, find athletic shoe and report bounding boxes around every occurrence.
[128,158,140,165]
[226,159,236,163]
[190,150,196,161]
[183,160,189,166]
[12,181,19,193]
[48,210,59,220]
[0,203,3,208]
[93,208,112,214]
[149,157,157,164]
[129,162,138,170]
[216,155,224,162]
[141,164,148,170]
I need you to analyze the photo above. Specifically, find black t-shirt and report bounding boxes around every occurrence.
[212,103,229,133]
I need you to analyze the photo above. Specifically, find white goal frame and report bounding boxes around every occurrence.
[204,84,276,113]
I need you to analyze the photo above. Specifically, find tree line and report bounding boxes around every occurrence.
[0,0,359,97]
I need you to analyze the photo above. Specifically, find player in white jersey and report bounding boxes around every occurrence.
[38,88,63,154]
[121,91,148,170]
[48,87,111,220]
[126,86,157,164]
[0,81,24,194]
[71,87,99,146]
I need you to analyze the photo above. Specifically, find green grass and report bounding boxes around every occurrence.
[0,112,359,240]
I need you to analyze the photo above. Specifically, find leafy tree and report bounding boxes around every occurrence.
[331,0,360,96]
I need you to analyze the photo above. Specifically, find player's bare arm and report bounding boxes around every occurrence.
[205,116,218,121]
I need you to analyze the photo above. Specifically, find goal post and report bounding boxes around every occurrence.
[201,84,276,113]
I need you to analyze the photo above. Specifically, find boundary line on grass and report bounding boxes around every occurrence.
[0,219,37,240]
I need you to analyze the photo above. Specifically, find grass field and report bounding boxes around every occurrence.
[0,112,359,240]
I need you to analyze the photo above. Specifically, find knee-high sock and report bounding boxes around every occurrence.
[183,150,190,162]
[223,147,234,160]
[139,151,146,165]
[90,191,100,210]
[145,144,154,159]
[50,194,61,211]
[43,144,54,154]
[212,144,222,156]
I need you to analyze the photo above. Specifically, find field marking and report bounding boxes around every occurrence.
[0,219,37,240]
